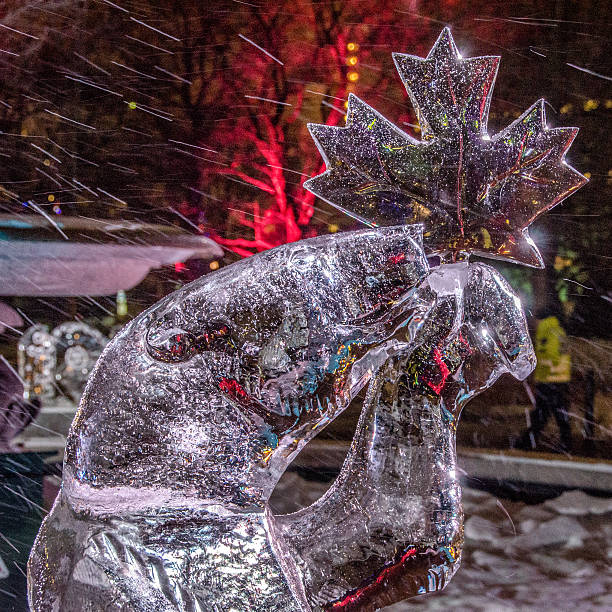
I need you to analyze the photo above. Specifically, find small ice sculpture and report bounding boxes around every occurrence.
[18,322,108,402]
[52,322,108,401]
[28,28,585,611]
[18,325,56,401]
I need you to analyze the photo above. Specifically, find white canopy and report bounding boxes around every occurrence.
[0,215,223,296]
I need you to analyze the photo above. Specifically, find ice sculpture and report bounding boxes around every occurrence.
[304,28,586,268]
[18,322,108,402]
[18,325,56,401]
[28,28,585,611]
[52,322,108,401]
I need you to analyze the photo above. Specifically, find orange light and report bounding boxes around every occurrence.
[47,194,55,202]
[328,223,339,233]
[347,71,359,82]
[209,260,220,271]
[347,42,359,52]
[347,55,358,66]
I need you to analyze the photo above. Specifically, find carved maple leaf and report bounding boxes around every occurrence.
[304,28,587,267]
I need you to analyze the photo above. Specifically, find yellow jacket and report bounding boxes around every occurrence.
[533,316,571,383]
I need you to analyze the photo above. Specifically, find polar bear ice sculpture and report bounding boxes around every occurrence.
[28,225,534,611]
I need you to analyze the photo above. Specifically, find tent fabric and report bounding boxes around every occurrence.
[0,215,223,296]
[0,242,222,296]
[0,301,24,332]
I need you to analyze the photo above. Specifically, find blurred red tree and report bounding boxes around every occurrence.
[197,2,439,256]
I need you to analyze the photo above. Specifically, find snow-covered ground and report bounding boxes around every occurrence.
[271,474,612,611]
